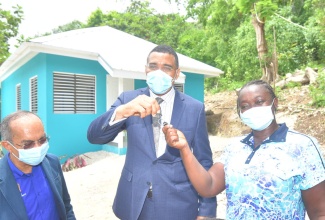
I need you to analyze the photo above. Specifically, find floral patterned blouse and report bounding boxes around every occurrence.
[217,123,325,219]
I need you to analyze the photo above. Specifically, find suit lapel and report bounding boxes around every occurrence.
[171,90,186,128]
[0,154,29,220]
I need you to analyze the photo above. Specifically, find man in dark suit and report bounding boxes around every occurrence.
[0,111,75,220]
[87,45,216,220]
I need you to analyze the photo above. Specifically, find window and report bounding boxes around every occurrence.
[16,84,21,110]
[174,83,184,93]
[53,72,95,114]
[30,76,38,113]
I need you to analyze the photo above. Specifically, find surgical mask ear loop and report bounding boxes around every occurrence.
[270,98,276,114]
[7,141,20,159]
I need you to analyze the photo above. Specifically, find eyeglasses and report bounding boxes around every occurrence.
[147,63,174,73]
[10,136,50,150]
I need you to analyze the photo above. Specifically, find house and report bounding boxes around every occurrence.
[0,26,223,161]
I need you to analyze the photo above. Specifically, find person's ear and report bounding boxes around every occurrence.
[273,97,279,112]
[145,64,150,75]
[1,141,11,151]
[174,68,180,80]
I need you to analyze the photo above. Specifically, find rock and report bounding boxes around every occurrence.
[305,67,318,84]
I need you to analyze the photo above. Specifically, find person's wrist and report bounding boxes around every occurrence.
[115,105,127,120]
[179,144,191,155]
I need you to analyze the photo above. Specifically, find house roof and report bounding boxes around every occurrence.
[0,26,223,82]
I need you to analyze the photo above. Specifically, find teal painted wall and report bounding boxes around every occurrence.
[1,56,43,116]
[134,79,147,89]
[183,72,205,102]
[1,54,107,161]
[45,54,106,160]
[134,72,205,102]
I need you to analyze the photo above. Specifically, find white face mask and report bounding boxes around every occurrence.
[9,142,49,166]
[240,99,275,131]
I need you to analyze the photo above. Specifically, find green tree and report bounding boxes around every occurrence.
[52,20,85,34]
[85,1,191,51]
[184,0,325,91]
[0,3,23,64]
[236,0,278,83]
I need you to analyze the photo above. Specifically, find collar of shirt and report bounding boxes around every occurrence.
[240,123,289,148]
[149,87,175,103]
[7,153,33,177]
[150,87,175,123]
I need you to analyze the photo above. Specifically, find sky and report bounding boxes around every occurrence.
[2,0,182,52]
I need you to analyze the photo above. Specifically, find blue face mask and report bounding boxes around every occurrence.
[240,99,275,131]
[146,70,174,95]
[9,142,49,166]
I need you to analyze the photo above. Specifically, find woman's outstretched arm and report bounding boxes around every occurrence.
[163,125,226,197]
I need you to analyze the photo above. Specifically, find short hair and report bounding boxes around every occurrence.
[237,80,277,114]
[147,45,179,68]
[0,111,41,142]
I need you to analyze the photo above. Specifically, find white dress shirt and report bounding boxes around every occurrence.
[150,88,175,157]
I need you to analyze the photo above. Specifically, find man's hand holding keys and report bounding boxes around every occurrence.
[114,95,161,121]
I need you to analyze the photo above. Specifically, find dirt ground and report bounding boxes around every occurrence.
[205,85,325,154]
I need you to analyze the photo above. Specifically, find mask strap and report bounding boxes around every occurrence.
[271,98,276,113]
[7,141,21,159]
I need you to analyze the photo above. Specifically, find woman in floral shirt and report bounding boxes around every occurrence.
[163,80,325,219]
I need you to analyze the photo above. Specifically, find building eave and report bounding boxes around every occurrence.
[0,42,99,82]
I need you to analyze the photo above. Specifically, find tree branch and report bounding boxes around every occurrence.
[274,13,307,30]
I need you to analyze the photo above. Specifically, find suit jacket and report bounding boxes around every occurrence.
[0,153,76,220]
[87,87,216,220]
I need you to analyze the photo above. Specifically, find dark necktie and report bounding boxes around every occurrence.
[153,97,163,156]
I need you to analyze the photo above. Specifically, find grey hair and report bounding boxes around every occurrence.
[0,110,41,142]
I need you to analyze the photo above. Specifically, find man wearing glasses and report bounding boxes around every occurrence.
[88,45,216,220]
[0,110,76,220]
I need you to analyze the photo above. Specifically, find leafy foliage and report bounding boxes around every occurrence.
[85,2,190,49]
[0,3,23,64]
[189,0,325,93]
[62,155,87,172]
[2,0,325,102]
[52,20,85,34]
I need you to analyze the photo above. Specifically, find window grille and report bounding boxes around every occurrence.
[53,72,95,113]
[174,83,184,93]
[30,77,38,113]
[16,84,21,110]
